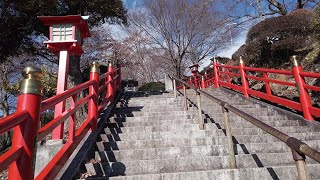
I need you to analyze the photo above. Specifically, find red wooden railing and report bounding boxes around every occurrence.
[188,56,320,121]
[0,62,121,180]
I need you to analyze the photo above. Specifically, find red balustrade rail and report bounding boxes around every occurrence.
[0,63,121,180]
[188,57,320,120]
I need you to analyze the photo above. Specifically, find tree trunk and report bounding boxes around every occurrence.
[67,55,87,129]
[0,89,12,152]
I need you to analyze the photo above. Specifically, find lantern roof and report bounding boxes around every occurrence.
[38,15,91,38]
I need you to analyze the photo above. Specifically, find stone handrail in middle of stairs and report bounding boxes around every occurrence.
[170,74,320,180]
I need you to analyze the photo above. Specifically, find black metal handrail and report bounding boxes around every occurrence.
[170,74,320,179]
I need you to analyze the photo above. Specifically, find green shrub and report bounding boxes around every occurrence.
[138,82,165,92]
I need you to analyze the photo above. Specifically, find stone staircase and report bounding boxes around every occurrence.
[73,89,320,180]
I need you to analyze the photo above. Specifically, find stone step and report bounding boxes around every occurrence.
[95,133,320,151]
[205,119,301,128]
[99,133,320,151]
[107,164,320,180]
[84,153,318,176]
[105,124,200,134]
[204,113,288,121]
[106,125,318,136]
[113,119,197,128]
[100,130,211,141]
[101,125,320,142]
[127,99,181,104]
[111,112,194,118]
[94,141,320,161]
[112,128,320,145]
[109,114,193,122]
[109,112,284,123]
[113,106,185,112]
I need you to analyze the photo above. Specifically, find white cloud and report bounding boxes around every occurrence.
[218,31,247,58]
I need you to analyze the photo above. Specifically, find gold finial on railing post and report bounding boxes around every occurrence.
[91,61,100,73]
[19,66,43,95]
[239,56,244,64]
[9,66,43,179]
[292,55,299,67]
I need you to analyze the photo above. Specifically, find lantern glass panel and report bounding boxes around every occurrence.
[52,24,73,41]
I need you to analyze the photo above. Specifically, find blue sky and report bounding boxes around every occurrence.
[124,0,140,9]
[122,0,246,59]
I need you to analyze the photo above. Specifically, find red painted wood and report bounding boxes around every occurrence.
[303,84,320,92]
[37,94,92,141]
[53,50,70,139]
[245,75,296,87]
[88,70,99,131]
[0,62,122,179]
[107,64,115,102]
[9,93,42,180]
[243,67,293,75]
[219,71,241,77]
[98,71,111,81]
[239,62,249,97]
[68,94,77,142]
[300,72,320,78]
[292,65,314,120]
[0,147,23,172]
[263,72,272,96]
[41,80,94,111]
[0,111,29,135]
[309,107,320,117]
[247,89,302,111]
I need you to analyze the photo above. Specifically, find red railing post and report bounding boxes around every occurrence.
[88,62,100,131]
[291,56,314,121]
[204,71,208,87]
[226,68,231,83]
[263,72,272,95]
[213,57,220,88]
[201,76,206,89]
[68,93,77,142]
[189,77,192,86]
[239,57,249,97]
[9,67,43,180]
[107,62,115,102]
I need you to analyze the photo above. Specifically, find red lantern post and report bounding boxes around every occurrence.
[38,15,91,139]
